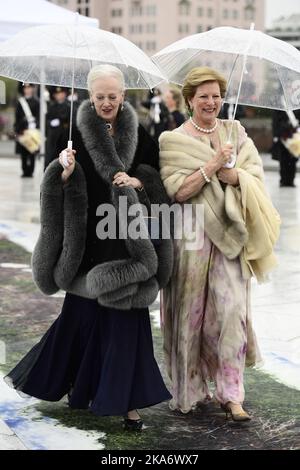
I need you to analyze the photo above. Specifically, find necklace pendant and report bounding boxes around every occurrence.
[106,122,112,131]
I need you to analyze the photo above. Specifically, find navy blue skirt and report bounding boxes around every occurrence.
[6,293,171,416]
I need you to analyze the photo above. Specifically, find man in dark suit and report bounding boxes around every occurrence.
[272,109,300,187]
[44,87,71,170]
[15,83,40,177]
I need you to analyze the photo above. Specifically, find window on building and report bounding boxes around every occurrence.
[178,24,189,34]
[197,7,203,17]
[196,25,203,33]
[244,5,255,21]
[207,8,213,18]
[146,23,156,34]
[232,10,238,19]
[146,4,156,16]
[178,0,191,15]
[76,0,90,16]
[111,9,123,17]
[131,0,142,12]
[223,9,228,19]
[136,6,142,15]
[112,27,123,35]
[146,41,156,52]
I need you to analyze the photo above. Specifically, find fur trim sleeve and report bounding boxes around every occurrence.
[32,160,64,294]
[53,163,88,290]
[32,159,88,295]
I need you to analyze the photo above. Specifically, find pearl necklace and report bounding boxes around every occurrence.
[190,117,218,134]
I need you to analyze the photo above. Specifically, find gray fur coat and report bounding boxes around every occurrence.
[32,100,173,310]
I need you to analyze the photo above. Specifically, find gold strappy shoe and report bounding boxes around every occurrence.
[220,402,251,422]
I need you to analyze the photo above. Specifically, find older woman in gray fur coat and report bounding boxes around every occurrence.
[5,65,173,431]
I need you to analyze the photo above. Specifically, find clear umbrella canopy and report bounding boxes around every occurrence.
[152,26,300,111]
[0,23,166,90]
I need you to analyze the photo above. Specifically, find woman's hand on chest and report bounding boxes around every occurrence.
[216,168,239,186]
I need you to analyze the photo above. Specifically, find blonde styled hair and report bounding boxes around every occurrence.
[182,67,227,113]
[87,64,125,92]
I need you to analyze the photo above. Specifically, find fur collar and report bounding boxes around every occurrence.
[76,99,138,182]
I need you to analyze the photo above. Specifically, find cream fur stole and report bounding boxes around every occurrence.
[159,130,281,282]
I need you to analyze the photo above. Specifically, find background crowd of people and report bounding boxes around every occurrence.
[11,82,299,186]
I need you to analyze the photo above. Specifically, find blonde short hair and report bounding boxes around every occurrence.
[182,67,227,113]
[87,64,125,92]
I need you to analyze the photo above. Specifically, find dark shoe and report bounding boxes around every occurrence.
[123,417,143,431]
[123,411,143,431]
[220,402,251,422]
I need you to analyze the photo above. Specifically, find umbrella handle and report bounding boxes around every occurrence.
[61,140,73,168]
[223,140,236,168]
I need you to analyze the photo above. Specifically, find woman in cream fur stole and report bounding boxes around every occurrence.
[159,67,281,421]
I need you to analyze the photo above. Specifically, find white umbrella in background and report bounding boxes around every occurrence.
[0,0,99,155]
[0,21,166,157]
[0,0,98,41]
[153,25,300,150]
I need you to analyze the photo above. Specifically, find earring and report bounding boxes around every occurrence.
[90,101,95,110]
[188,107,193,117]
[121,103,124,111]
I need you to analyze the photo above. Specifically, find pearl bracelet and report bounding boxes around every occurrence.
[199,167,211,183]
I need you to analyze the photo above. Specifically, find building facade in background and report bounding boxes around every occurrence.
[267,14,300,50]
[49,0,265,54]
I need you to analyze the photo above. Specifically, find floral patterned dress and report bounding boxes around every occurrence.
[160,121,261,413]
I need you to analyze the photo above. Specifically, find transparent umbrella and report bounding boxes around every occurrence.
[0,22,166,153]
[0,22,165,90]
[152,25,300,113]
